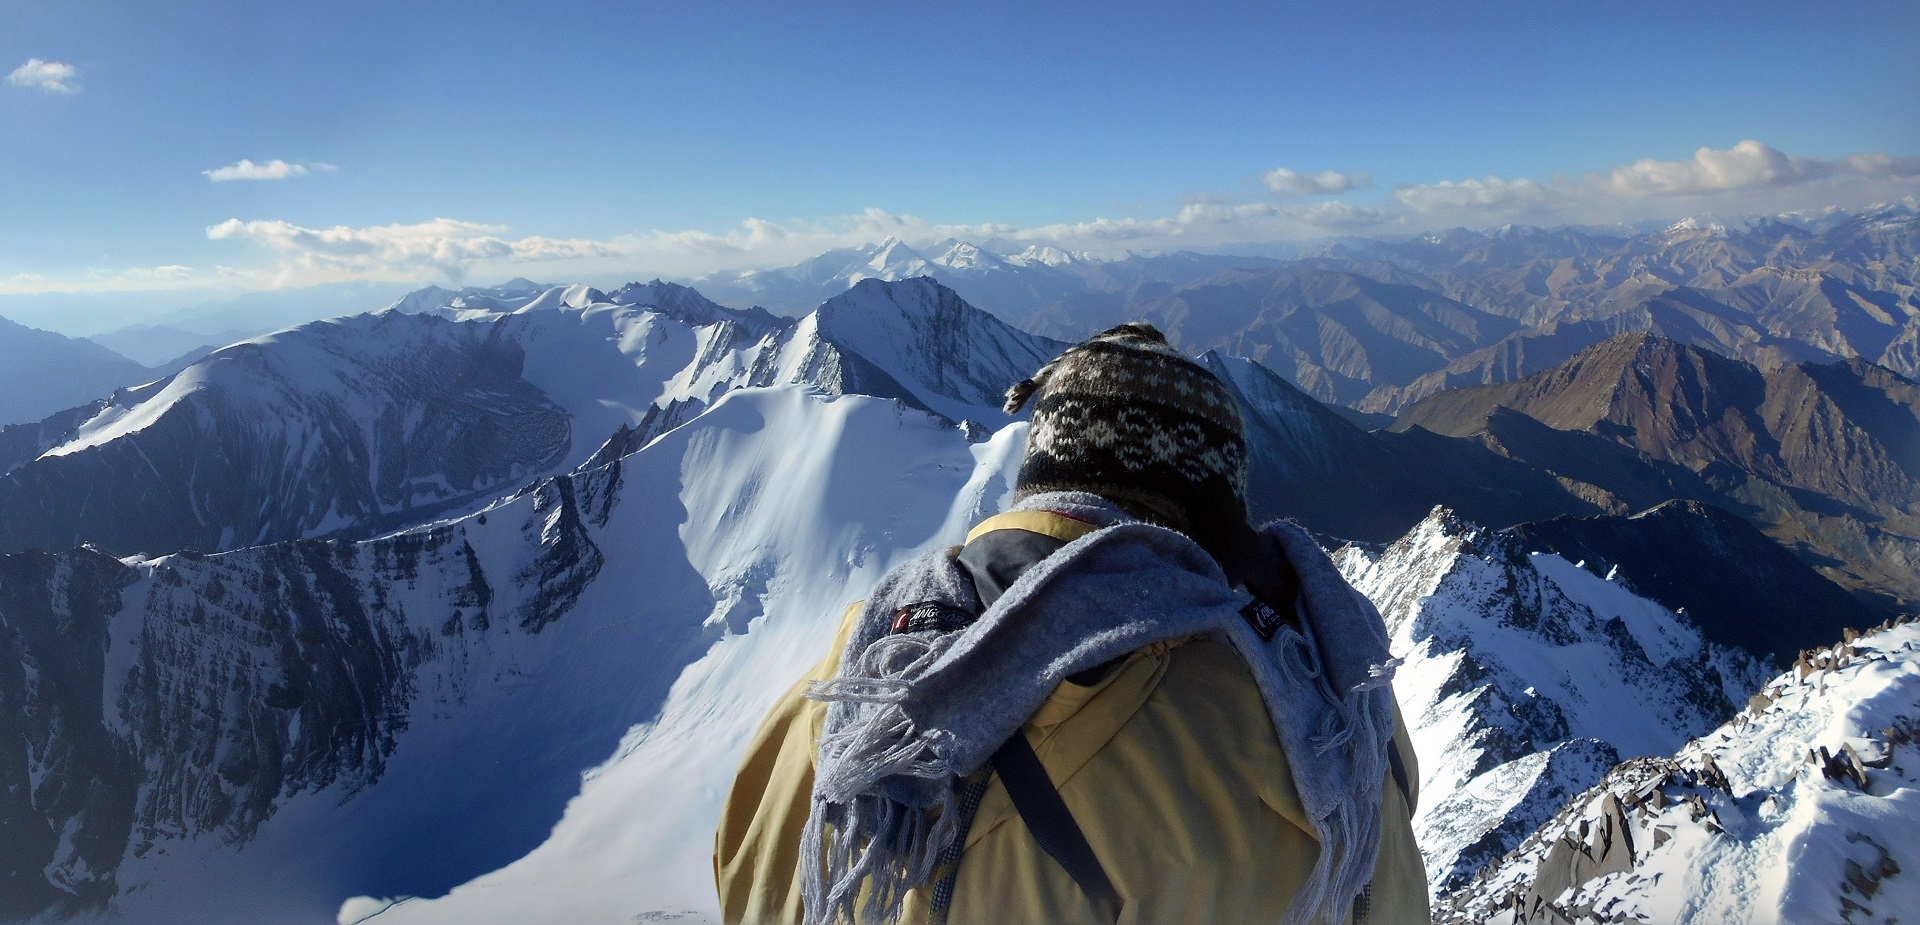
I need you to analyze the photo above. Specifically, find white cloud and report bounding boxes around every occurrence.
[12,139,1911,294]
[1607,139,1920,196]
[1263,167,1372,196]
[7,58,80,94]
[203,159,337,182]
[1287,201,1390,230]
[207,217,621,284]
[99,265,195,282]
[1387,141,1920,225]
[1175,198,1283,224]
[1393,175,1556,212]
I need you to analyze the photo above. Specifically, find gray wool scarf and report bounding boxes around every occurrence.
[800,492,1402,925]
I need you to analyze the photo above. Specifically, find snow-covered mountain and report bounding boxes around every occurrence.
[1336,509,1772,894]
[0,383,1026,924]
[0,267,1896,925]
[380,277,553,315]
[1435,618,1920,924]
[688,236,1102,322]
[0,278,1055,558]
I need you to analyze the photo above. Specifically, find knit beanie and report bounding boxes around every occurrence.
[1003,323,1250,563]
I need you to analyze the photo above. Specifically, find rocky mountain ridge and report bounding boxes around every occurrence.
[676,205,1920,414]
[0,278,1056,559]
[1394,332,1920,611]
[1433,618,1920,924]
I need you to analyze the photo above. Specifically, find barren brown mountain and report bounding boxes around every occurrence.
[1394,332,1920,612]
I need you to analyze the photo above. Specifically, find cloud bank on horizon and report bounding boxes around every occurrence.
[5,2,1913,302]
[1,137,1913,298]
[117,139,1909,294]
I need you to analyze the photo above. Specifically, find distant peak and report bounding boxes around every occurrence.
[1662,216,1729,238]
[818,276,969,323]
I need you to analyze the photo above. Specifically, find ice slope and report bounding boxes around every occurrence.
[1436,620,1920,924]
[13,384,1020,925]
[352,407,1027,925]
[1336,509,1770,895]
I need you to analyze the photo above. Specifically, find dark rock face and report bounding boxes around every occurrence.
[1393,333,1920,612]
[0,547,139,919]
[1511,501,1881,664]
[0,453,647,921]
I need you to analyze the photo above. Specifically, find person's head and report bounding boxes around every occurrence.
[1004,322,1252,568]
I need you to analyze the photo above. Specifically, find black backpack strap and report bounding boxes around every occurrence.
[990,732,1123,923]
[1387,738,1414,812]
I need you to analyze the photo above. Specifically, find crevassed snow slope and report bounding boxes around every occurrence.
[1337,508,1770,895]
[1436,620,1920,925]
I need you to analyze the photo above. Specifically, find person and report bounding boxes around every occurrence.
[715,323,1429,925]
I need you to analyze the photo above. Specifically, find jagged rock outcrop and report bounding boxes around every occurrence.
[1436,618,1920,924]
[1338,508,1770,893]
[1509,500,1881,664]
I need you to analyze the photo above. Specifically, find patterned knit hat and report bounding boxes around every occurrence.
[1004,323,1249,556]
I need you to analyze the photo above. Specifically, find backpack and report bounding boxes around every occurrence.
[893,510,1413,924]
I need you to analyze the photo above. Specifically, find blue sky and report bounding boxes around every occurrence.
[3,0,1917,307]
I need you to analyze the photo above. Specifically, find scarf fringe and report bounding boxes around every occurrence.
[805,615,970,922]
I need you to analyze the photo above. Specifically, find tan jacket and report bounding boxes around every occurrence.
[715,521,1431,925]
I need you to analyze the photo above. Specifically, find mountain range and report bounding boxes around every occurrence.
[0,279,1045,559]
[0,275,1881,920]
[677,205,1919,417]
[1,210,1916,924]
[1393,332,1920,612]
